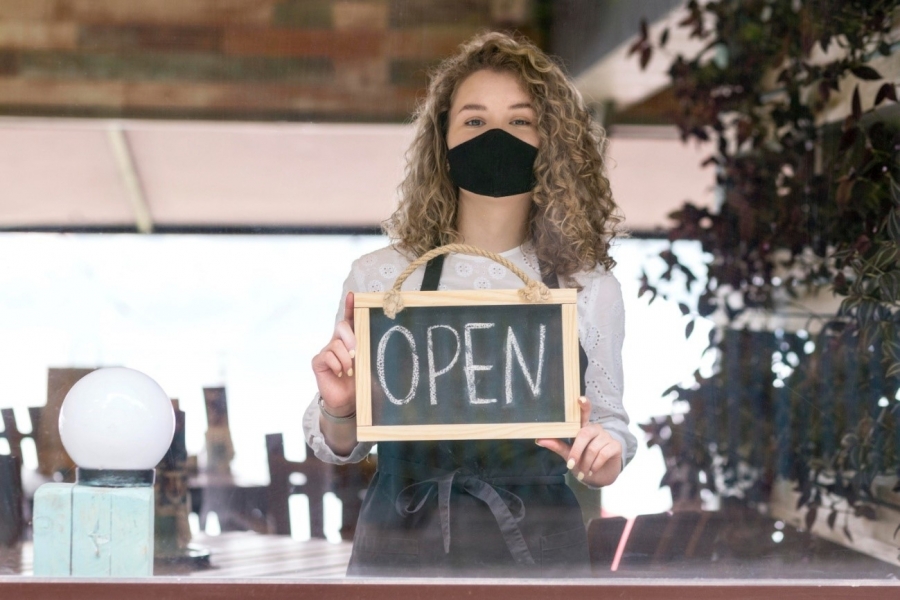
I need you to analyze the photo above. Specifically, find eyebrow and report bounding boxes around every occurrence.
[456,102,535,113]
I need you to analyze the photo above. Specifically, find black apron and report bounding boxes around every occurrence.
[347,254,591,577]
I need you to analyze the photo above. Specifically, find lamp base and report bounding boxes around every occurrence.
[76,468,155,487]
[154,543,213,574]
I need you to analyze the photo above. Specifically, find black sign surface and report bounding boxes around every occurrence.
[368,304,565,426]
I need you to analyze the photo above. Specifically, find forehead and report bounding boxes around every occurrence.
[450,69,532,110]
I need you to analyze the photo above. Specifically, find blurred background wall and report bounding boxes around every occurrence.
[0,0,545,121]
[0,0,713,234]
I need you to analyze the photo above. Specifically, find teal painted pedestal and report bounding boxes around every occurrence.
[33,483,154,577]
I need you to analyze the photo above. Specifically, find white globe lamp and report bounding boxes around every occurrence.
[59,367,175,486]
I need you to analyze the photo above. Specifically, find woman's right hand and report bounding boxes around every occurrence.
[311,291,357,418]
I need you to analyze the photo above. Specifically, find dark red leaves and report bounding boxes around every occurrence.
[874,83,898,106]
[851,85,862,121]
[850,65,883,80]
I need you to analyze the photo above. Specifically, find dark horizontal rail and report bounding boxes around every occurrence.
[3,578,900,600]
[0,225,385,236]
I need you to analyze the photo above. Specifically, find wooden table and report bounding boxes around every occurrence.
[188,474,270,533]
[171,533,352,578]
[3,532,352,578]
[3,530,900,600]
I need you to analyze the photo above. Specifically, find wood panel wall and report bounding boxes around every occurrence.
[0,0,544,121]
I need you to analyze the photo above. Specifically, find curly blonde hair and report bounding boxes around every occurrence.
[383,31,622,280]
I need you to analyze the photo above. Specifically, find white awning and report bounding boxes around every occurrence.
[0,117,714,234]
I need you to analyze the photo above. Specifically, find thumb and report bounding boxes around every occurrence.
[535,437,571,461]
[579,394,590,427]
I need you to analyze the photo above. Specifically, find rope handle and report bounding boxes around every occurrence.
[382,243,551,318]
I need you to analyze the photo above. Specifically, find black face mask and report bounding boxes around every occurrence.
[447,128,538,197]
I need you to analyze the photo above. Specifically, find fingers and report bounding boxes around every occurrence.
[328,347,350,377]
[536,397,623,485]
[327,295,357,374]
[313,340,354,377]
[587,438,621,478]
[311,292,358,418]
[535,397,592,475]
[332,320,357,368]
[312,342,357,414]
[536,428,621,485]
[563,397,592,477]
[343,292,355,329]
[534,437,571,460]
[332,292,356,351]
[566,424,622,483]
[574,430,622,484]
[567,428,594,479]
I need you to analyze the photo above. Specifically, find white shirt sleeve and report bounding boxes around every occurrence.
[575,267,637,467]
[302,391,374,464]
[301,262,376,465]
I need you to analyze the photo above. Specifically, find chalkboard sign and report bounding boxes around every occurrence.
[354,289,580,441]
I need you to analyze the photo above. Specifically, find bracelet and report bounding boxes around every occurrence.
[318,395,356,423]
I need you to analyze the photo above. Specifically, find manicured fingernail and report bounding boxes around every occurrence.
[566,458,575,470]
[577,472,584,482]
[578,396,587,404]
[347,367,354,377]
[337,371,343,378]
[349,349,356,359]
[588,471,593,477]
[535,440,542,446]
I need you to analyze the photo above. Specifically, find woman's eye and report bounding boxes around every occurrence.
[464,118,485,126]
[511,118,532,126]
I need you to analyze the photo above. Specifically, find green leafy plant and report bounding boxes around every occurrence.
[631,0,900,537]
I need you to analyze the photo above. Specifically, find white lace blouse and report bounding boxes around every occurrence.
[302,242,637,468]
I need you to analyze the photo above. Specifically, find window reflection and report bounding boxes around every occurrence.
[0,232,705,575]
[0,0,898,590]
[2,232,898,580]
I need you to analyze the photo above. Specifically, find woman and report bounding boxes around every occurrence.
[303,32,636,577]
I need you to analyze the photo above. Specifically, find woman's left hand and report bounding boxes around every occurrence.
[535,396,623,488]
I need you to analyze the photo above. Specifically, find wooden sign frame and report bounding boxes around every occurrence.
[354,289,580,442]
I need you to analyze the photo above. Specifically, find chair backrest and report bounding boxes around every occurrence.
[265,433,331,538]
[203,387,234,475]
[39,368,94,478]
[1,407,54,475]
[0,409,27,467]
[0,454,23,547]
[264,434,375,540]
[0,408,40,548]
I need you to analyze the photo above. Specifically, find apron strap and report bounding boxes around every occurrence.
[395,469,536,565]
[420,254,445,292]
[537,259,560,290]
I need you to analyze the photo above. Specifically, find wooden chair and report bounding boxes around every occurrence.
[265,433,331,538]
[0,409,25,468]
[39,368,91,479]
[331,452,376,541]
[0,407,44,547]
[0,453,24,547]
[587,514,628,570]
[588,511,720,573]
[265,433,375,540]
